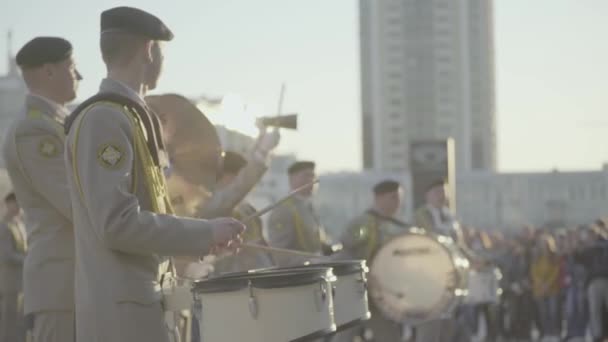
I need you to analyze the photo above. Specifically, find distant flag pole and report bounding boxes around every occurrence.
[277,83,285,117]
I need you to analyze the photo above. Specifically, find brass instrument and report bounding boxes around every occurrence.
[145,93,222,218]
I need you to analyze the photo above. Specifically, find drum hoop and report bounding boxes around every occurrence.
[278,260,369,276]
[290,326,337,342]
[369,229,466,322]
[193,267,335,293]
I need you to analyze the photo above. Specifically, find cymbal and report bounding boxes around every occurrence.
[146,93,222,217]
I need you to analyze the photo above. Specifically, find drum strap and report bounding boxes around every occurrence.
[233,203,263,243]
[286,199,315,252]
[364,215,378,261]
[7,220,27,253]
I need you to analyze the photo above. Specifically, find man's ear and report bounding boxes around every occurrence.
[43,63,54,79]
[144,40,154,64]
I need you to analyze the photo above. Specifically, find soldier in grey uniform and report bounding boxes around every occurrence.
[267,161,332,266]
[197,120,280,220]
[176,122,279,278]
[338,180,407,342]
[413,180,471,342]
[0,192,26,342]
[206,151,276,274]
[2,37,82,341]
[63,7,244,342]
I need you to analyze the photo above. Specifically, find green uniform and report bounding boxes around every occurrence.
[267,196,330,266]
[338,209,408,342]
[0,218,26,342]
[213,202,274,274]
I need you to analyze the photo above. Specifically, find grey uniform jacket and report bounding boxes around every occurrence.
[2,94,74,314]
[267,195,327,266]
[0,219,25,293]
[65,78,217,342]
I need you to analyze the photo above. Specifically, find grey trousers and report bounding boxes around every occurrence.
[588,278,608,339]
[415,318,470,342]
[1,292,24,342]
[32,311,74,342]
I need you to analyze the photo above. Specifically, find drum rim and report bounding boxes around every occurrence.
[269,260,369,276]
[333,312,372,333]
[289,324,337,342]
[193,267,336,293]
[368,229,467,323]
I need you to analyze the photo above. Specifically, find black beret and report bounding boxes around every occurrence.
[16,37,72,68]
[222,151,247,175]
[373,180,400,195]
[4,192,16,202]
[425,178,447,192]
[288,161,315,175]
[101,7,174,41]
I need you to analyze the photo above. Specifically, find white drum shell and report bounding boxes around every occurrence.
[333,270,370,327]
[195,281,335,342]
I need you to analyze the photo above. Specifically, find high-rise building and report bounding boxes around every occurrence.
[360,0,496,173]
[0,31,27,168]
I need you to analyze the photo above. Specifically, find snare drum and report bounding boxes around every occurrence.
[368,229,469,324]
[193,267,337,342]
[464,266,502,305]
[274,260,370,330]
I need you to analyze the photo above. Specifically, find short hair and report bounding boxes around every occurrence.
[100,31,147,67]
[222,151,247,175]
[373,180,400,195]
[288,161,315,175]
[425,178,447,193]
[4,192,16,203]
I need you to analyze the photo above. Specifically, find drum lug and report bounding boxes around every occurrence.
[314,280,328,312]
[192,293,202,327]
[357,276,368,294]
[319,281,327,302]
[247,281,259,320]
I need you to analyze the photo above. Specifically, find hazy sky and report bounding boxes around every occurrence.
[1,0,607,173]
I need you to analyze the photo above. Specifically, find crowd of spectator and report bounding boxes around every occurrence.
[457,221,608,342]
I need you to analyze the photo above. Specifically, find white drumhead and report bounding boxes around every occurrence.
[369,233,463,323]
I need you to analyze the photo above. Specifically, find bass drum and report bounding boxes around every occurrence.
[368,228,469,325]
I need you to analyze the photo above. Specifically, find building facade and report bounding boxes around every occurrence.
[0,32,27,167]
[457,166,608,230]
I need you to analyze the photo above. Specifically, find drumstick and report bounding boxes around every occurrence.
[241,179,319,223]
[209,179,319,256]
[241,242,323,258]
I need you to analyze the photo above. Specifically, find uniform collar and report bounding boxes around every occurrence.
[25,94,69,122]
[99,78,146,107]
